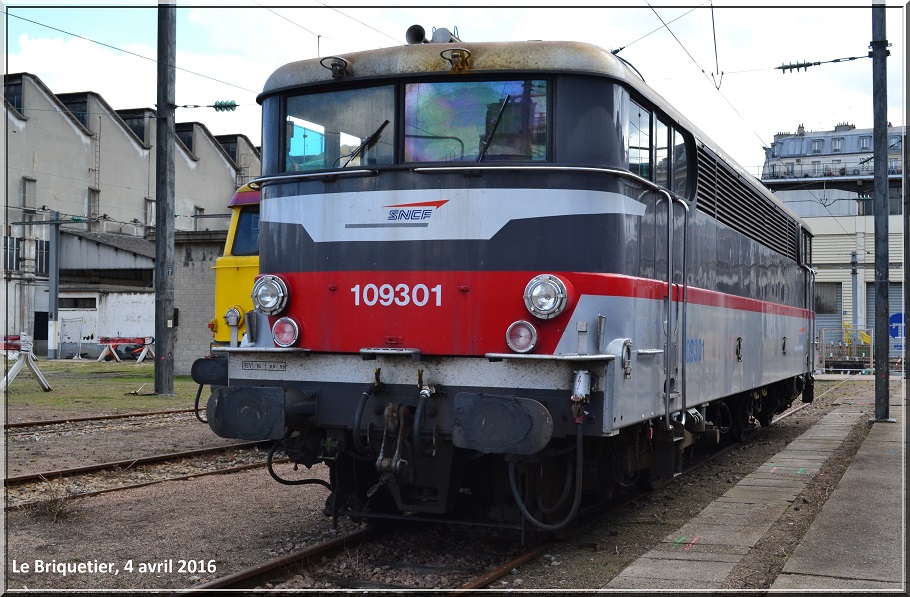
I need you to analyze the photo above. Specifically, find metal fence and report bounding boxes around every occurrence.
[817,326,904,374]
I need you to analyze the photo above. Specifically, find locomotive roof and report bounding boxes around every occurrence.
[261,40,808,233]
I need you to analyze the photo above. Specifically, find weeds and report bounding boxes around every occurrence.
[24,476,82,524]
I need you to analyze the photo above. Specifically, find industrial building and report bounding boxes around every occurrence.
[4,72,260,374]
[761,122,905,369]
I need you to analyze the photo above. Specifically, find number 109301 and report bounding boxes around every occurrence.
[351,283,442,307]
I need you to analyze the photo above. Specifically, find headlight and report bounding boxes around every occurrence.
[251,275,288,316]
[272,317,299,347]
[523,274,567,319]
[506,320,538,353]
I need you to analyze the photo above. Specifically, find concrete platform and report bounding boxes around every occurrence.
[770,395,904,591]
[605,379,905,592]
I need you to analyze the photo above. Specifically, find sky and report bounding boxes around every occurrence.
[3,1,906,176]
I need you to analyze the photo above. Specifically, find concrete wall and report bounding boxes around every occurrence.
[172,231,227,376]
[57,290,155,358]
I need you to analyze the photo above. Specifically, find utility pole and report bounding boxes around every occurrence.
[155,3,176,395]
[47,211,60,359]
[870,3,893,422]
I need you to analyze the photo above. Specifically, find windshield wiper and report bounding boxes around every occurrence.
[477,95,511,163]
[342,119,390,168]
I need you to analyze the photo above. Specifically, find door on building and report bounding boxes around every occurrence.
[33,311,48,356]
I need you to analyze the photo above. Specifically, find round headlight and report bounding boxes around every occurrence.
[272,317,299,347]
[506,320,538,353]
[523,274,567,319]
[252,275,288,316]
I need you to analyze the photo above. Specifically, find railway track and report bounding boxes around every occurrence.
[181,523,549,592]
[6,442,282,511]
[176,399,818,592]
[4,408,200,432]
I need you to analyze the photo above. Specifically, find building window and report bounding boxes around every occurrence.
[4,236,21,271]
[176,125,194,153]
[815,282,840,315]
[6,79,22,112]
[121,115,147,143]
[812,161,821,176]
[21,177,37,211]
[36,239,49,275]
[220,139,238,162]
[832,138,843,153]
[785,163,794,176]
[61,97,88,127]
[811,139,823,154]
[889,135,902,152]
[59,297,97,309]
[832,160,843,176]
[145,198,156,227]
[889,158,900,174]
[194,206,205,231]
[860,136,871,150]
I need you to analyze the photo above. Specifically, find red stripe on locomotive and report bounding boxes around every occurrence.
[267,271,811,355]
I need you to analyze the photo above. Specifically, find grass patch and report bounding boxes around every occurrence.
[4,358,199,414]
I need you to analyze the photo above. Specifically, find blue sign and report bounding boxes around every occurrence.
[889,312,904,339]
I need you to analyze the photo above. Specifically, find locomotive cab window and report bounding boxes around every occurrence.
[673,130,690,197]
[655,118,669,188]
[627,97,691,198]
[404,79,547,163]
[284,86,395,171]
[628,100,651,179]
[231,205,260,257]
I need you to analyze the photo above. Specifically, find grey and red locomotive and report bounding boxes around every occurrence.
[193,26,816,532]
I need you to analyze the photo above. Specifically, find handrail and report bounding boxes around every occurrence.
[412,165,689,201]
[253,164,690,205]
[252,169,378,186]
[657,189,689,432]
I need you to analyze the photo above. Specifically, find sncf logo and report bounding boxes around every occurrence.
[384,200,449,221]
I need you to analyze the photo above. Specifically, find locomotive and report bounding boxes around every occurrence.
[207,183,261,348]
[192,26,816,532]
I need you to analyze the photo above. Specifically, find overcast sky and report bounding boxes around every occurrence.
[4,1,905,176]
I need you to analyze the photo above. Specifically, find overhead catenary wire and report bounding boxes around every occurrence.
[5,11,259,95]
[247,0,336,56]
[310,0,403,46]
[709,0,722,90]
[612,2,707,55]
[645,2,768,154]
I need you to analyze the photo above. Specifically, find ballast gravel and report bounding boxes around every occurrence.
[4,378,889,592]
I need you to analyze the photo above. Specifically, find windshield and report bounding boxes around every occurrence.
[285,86,395,171]
[281,80,548,171]
[231,205,260,256]
[404,80,547,162]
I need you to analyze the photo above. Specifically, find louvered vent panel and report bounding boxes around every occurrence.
[696,145,797,261]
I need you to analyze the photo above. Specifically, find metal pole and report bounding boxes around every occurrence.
[851,251,858,347]
[870,3,893,422]
[904,130,908,384]
[155,4,176,395]
[47,211,60,359]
